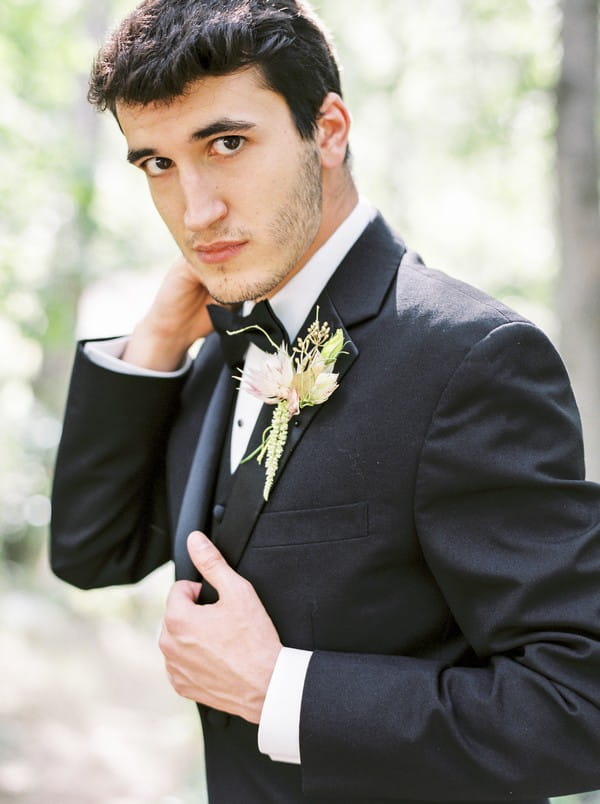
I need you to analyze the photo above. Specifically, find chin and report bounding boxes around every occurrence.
[209,291,249,306]
[207,287,260,306]
[208,275,286,306]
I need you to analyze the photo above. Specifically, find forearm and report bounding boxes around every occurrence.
[50,343,186,588]
[300,645,600,801]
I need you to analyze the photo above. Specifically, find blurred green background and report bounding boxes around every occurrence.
[1,0,599,801]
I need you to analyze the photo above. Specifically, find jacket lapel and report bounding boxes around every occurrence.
[211,213,407,569]
[173,357,235,580]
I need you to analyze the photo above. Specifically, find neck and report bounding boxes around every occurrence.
[320,170,360,242]
[265,172,359,300]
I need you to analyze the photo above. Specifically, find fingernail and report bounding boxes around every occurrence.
[188,530,207,549]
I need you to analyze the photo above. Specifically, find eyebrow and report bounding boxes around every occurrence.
[126,118,256,164]
[127,147,157,165]
[191,118,256,141]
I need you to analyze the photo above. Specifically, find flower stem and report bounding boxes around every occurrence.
[263,400,290,500]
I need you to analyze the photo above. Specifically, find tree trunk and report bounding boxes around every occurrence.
[556,0,600,480]
[34,3,109,416]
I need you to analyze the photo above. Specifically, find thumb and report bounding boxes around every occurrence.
[187,531,236,596]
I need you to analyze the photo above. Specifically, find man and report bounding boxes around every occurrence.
[51,1,600,802]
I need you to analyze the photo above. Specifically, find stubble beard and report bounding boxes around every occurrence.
[205,143,323,305]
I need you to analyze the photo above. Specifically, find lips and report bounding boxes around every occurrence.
[193,240,248,264]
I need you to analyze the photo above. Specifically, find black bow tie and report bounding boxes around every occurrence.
[207,300,289,368]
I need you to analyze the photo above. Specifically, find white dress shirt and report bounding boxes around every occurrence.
[85,198,376,764]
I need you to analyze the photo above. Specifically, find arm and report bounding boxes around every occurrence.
[50,345,189,588]
[50,258,218,589]
[299,322,600,801]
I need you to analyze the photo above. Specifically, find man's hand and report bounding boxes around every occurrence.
[123,257,219,371]
[159,531,282,724]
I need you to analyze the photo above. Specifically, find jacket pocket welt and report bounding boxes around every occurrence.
[251,501,368,548]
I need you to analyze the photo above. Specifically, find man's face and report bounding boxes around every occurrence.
[117,68,324,304]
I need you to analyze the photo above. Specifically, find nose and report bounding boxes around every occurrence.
[181,170,227,231]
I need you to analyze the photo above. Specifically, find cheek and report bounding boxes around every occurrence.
[266,160,296,197]
[149,181,183,231]
[244,175,291,232]
[249,147,299,199]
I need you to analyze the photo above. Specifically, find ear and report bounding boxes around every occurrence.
[315,93,352,169]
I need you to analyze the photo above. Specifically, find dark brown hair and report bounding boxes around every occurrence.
[88,0,343,140]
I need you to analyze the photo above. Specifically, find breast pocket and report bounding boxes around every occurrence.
[250,501,369,548]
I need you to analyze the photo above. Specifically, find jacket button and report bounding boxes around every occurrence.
[213,503,226,523]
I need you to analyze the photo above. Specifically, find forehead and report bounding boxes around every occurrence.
[116,67,293,140]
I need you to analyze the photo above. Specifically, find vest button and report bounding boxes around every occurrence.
[213,503,226,523]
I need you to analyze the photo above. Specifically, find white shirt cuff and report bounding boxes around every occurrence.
[84,337,191,377]
[258,647,312,764]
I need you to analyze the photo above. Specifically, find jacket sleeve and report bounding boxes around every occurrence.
[50,343,188,589]
[299,321,600,801]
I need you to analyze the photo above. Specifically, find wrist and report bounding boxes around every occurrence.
[241,642,283,725]
[123,318,192,371]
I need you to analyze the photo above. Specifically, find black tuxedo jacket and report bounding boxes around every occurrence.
[51,214,600,803]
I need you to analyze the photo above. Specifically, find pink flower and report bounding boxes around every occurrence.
[242,347,294,405]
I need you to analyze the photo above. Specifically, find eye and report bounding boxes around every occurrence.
[212,135,245,156]
[142,156,173,177]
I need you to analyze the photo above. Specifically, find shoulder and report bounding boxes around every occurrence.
[360,235,576,418]
[381,243,562,374]
[395,248,529,339]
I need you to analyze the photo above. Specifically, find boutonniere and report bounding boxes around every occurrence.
[229,309,345,500]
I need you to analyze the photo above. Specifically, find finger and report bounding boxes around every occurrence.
[166,579,202,608]
[187,531,239,598]
[163,580,202,634]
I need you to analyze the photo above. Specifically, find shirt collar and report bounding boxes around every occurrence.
[243,198,376,341]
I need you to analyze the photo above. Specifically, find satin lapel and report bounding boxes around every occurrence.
[212,290,358,570]
[173,364,234,580]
